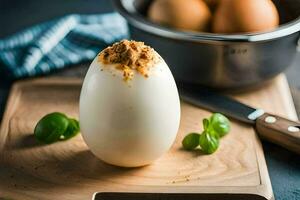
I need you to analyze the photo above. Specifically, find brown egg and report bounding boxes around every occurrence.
[148,0,212,32]
[203,0,219,10]
[212,0,279,33]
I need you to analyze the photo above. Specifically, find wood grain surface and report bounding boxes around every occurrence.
[291,87,300,117]
[0,75,296,200]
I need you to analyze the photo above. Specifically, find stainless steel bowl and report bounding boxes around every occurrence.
[114,0,300,89]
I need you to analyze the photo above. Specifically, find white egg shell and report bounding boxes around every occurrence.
[79,55,181,167]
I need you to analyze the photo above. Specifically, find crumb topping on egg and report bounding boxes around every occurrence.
[98,40,160,81]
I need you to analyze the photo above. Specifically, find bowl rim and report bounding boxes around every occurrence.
[113,0,300,42]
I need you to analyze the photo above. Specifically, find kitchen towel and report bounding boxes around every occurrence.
[0,13,128,79]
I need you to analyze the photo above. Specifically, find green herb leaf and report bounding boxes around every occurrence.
[182,133,200,150]
[182,113,230,155]
[209,113,230,137]
[34,112,80,144]
[202,118,210,130]
[199,131,220,154]
[60,118,80,140]
[34,112,69,144]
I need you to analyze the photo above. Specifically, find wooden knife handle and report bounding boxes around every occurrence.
[256,113,300,154]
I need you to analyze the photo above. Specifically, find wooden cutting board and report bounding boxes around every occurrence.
[0,75,297,200]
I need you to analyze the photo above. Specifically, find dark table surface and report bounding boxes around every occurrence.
[0,1,300,200]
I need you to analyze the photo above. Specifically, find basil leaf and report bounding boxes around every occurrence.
[202,118,210,130]
[182,133,200,150]
[34,112,69,144]
[60,118,80,140]
[199,131,219,154]
[210,113,230,137]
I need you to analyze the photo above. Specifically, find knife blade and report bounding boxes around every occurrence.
[177,83,300,154]
[178,84,264,124]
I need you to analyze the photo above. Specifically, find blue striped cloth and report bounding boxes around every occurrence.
[0,13,128,79]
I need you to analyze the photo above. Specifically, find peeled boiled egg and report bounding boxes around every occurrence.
[212,0,279,33]
[148,0,212,32]
[79,40,181,167]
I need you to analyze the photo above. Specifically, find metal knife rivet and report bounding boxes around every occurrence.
[265,116,276,124]
[288,126,300,133]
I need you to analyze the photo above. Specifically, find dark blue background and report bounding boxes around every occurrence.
[0,1,299,199]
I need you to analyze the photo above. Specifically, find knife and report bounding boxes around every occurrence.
[178,83,300,154]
